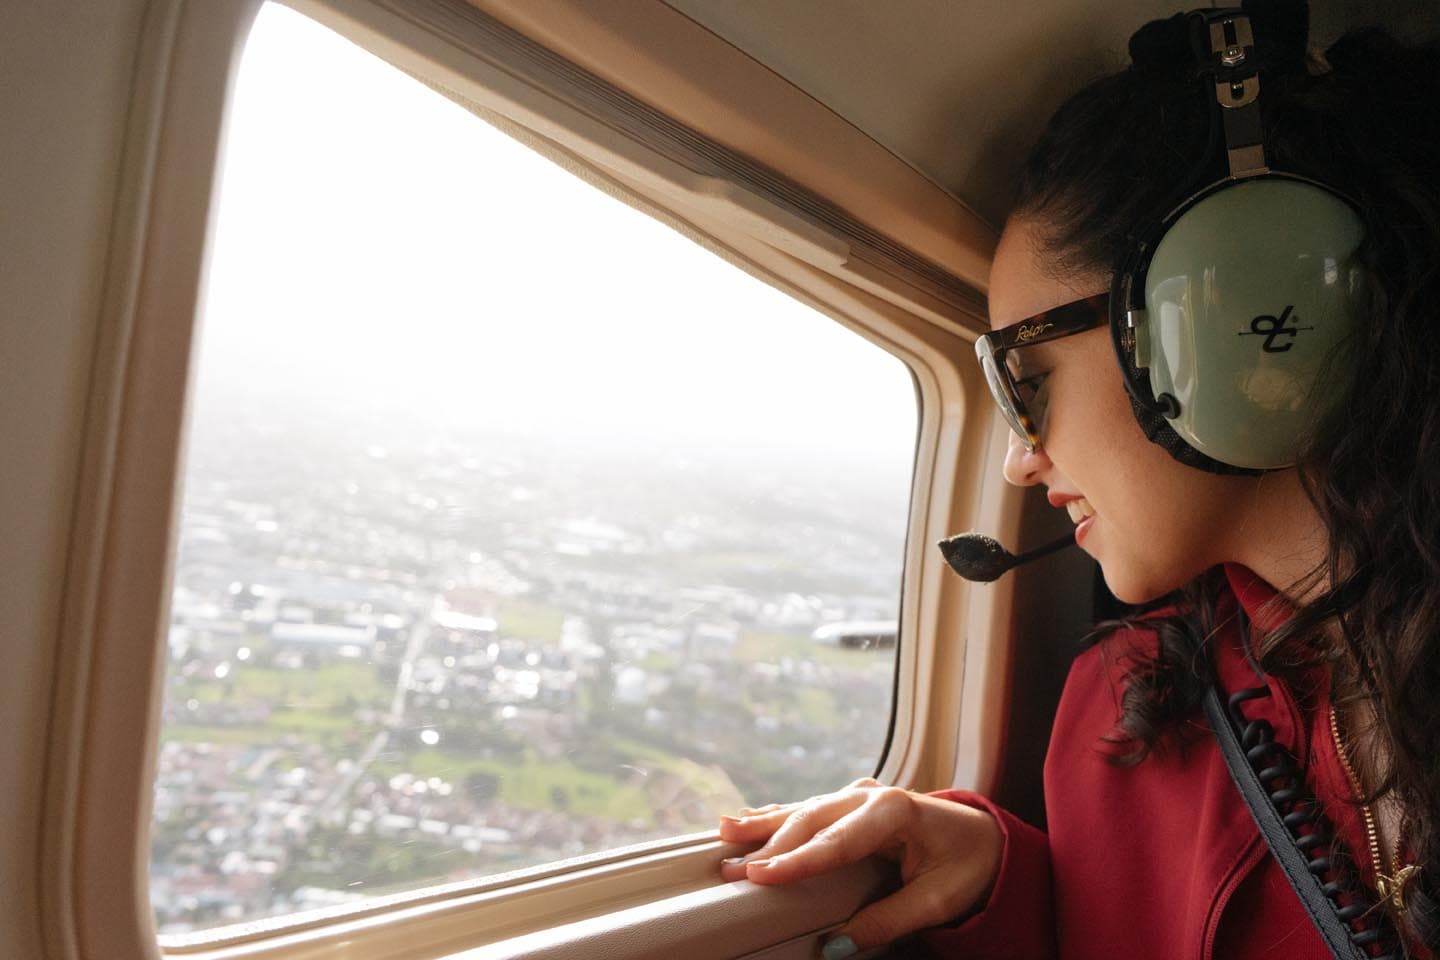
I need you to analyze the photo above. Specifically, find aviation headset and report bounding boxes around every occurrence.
[1108,7,1367,473]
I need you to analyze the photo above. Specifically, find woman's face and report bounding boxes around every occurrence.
[987,219,1247,603]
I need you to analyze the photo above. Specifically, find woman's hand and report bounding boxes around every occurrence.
[717,778,1002,953]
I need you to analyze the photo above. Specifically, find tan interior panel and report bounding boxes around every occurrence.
[461,0,997,297]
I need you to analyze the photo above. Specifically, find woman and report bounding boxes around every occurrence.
[718,4,1440,959]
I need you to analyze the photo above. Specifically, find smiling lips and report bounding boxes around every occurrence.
[1047,494,1097,546]
[1061,497,1097,547]
[1064,498,1095,524]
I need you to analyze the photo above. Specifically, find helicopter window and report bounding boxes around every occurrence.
[148,2,917,936]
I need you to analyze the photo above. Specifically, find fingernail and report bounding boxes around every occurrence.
[721,857,745,865]
[746,857,771,870]
[822,935,857,960]
[719,815,741,824]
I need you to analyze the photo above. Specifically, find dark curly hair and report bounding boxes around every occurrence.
[1010,1,1440,945]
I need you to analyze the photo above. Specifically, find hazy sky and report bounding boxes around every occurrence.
[194,3,918,475]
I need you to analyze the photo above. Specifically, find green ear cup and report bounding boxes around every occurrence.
[1135,177,1366,470]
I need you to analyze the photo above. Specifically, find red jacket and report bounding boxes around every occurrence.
[923,564,1429,959]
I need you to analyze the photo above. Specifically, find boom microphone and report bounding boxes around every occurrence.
[937,531,1076,582]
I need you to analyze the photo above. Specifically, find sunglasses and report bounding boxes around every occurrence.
[974,293,1109,451]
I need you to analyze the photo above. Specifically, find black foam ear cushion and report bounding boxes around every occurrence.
[1125,392,1262,476]
[1111,310,1264,476]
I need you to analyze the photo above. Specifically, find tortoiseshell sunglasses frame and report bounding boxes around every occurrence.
[974,294,1110,451]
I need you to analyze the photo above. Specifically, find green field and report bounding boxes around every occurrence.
[176,661,388,710]
[495,600,566,646]
[384,748,653,821]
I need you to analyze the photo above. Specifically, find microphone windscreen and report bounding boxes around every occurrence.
[937,532,1013,583]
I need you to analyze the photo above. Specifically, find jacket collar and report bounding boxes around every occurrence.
[1216,563,1311,758]
[1223,562,1296,635]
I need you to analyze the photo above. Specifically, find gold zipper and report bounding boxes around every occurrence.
[1329,705,1418,914]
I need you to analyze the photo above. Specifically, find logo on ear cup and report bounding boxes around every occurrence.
[1238,305,1315,353]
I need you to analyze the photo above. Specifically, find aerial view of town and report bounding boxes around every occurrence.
[150,393,911,935]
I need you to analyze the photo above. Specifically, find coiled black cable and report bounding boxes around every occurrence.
[1225,685,1402,959]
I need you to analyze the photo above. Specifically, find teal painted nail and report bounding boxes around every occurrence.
[822,935,857,960]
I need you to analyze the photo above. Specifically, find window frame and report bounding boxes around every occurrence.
[39,0,1025,957]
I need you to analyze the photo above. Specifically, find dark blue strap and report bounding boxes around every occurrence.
[1203,684,1373,960]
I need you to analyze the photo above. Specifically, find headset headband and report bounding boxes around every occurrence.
[1200,10,1269,179]
[1106,7,1367,474]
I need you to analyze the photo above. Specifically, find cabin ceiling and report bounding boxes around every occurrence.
[662,0,1440,231]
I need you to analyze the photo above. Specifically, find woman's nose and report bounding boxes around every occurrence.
[1003,430,1051,486]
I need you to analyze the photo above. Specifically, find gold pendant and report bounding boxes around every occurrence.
[1377,863,1420,913]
